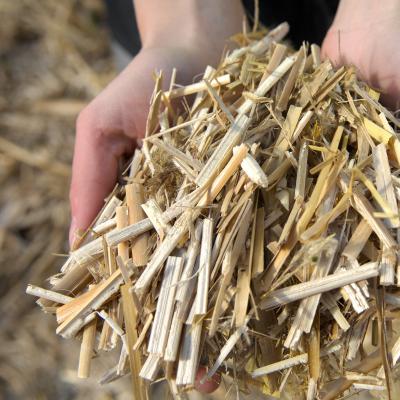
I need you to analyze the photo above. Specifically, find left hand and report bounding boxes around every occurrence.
[322,0,400,109]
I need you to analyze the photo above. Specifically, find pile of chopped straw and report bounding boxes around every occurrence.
[28,22,400,399]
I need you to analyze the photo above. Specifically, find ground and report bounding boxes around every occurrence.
[0,1,133,398]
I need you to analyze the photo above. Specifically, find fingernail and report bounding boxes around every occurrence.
[195,366,221,394]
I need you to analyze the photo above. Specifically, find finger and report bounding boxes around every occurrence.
[69,110,134,247]
[320,31,341,66]
[194,366,221,394]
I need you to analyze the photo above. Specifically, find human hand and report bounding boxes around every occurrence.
[69,46,209,245]
[69,0,244,247]
[321,0,400,108]
[69,2,242,391]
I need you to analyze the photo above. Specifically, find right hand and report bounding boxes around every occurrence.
[69,0,244,247]
[69,46,209,245]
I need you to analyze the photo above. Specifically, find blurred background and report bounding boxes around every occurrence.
[0,1,133,398]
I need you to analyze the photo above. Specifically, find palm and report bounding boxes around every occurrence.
[70,46,210,237]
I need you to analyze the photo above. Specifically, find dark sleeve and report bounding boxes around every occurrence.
[105,0,339,56]
[105,0,141,56]
[242,0,339,47]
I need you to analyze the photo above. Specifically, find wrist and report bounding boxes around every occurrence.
[135,0,243,62]
[331,0,400,30]
[135,44,219,84]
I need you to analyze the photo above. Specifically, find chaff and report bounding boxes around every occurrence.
[27,21,400,400]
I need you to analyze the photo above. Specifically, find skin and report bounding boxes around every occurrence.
[194,366,221,393]
[69,0,400,393]
[69,0,244,245]
[69,0,243,394]
[321,0,400,108]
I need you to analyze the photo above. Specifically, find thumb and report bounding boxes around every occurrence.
[69,109,135,248]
